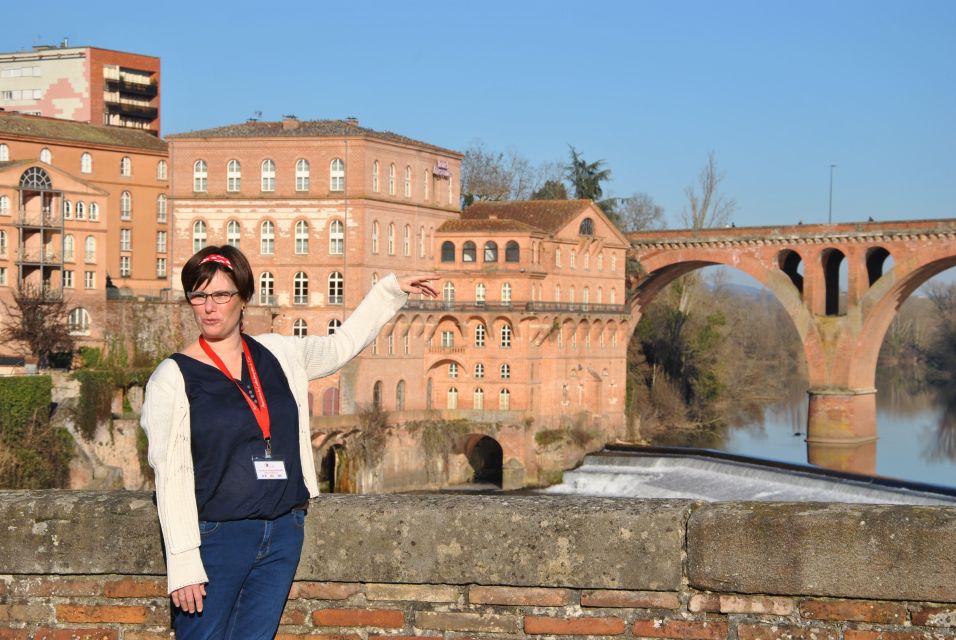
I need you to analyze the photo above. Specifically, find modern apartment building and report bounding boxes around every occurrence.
[0,112,170,346]
[0,44,160,135]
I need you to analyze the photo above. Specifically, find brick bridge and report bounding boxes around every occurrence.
[627,217,956,473]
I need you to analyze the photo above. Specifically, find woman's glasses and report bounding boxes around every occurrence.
[186,290,240,306]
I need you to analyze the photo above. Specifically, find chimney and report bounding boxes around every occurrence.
[345,117,359,127]
[282,114,299,130]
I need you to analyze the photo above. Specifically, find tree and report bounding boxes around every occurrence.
[565,146,619,218]
[530,179,569,200]
[460,142,559,206]
[682,151,736,230]
[617,192,666,232]
[1,283,75,368]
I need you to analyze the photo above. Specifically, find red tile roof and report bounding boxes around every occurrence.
[0,112,167,152]
[437,218,541,233]
[168,119,461,156]
[459,200,593,234]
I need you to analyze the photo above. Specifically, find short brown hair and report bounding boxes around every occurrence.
[181,245,254,302]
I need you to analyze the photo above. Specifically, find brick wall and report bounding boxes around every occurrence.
[0,494,953,639]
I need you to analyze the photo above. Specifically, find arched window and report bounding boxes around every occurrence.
[403,224,410,256]
[597,287,603,304]
[63,200,72,219]
[192,220,206,252]
[474,363,485,378]
[120,191,131,219]
[372,160,380,192]
[404,165,412,197]
[84,236,96,262]
[293,319,308,337]
[330,158,345,191]
[570,249,576,269]
[371,272,379,286]
[569,286,575,305]
[295,220,309,254]
[193,160,207,192]
[388,163,396,195]
[67,308,91,335]
[554,284,561,301]
[611,254,617,272]
[448,173,455,204]
[40,148,52,164]
[499,388,511,410]
[505,240,520,262]
[419,226,426,258]
[555,247,562,267]
[475,323,487,347]
[610,288,616,304]
[156,160,167,180]
[500,323,513,348]
[227,220,241,248]
[227,160,241,192]
[598,252,604,271]
[484,241,498,262]
[296,159,310,191]
[447,387,458,410]
[260,220,275,254]
[0,231,6,257]
[261,159,276,191]
[329,220,344,255]
[62,234,74,261]
[120,156,131,177]
[501,282,512,305]
[396,380,406,411]
[259,272,274,305]
[371,221,379,254]
[424,168,430,200]
[327,319,342,335]
[0,195,8,216]
[293,272,309,305]
[500,363,511,379]
[156,194,167,223]
[76,201,86,219]
[89,202,99,221]
[442,281,455,305]
[328,271,344,304]
[579,217,594,235]
[473,387,484,411]
[441,241,455,262]
[80,152,92,174]
[462,241,476,262]
[0,144,8,161]
[372,381,383,410]
[387,223,395,255]
[475,282,486,304]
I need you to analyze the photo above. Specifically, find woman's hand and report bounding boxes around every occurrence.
[397,274,440,298]
[171,582,207,613]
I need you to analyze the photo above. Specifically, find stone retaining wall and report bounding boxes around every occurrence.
[0,492,954,639]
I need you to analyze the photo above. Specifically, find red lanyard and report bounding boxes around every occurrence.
[199,336,271,445]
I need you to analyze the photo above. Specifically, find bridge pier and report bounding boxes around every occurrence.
[806,388,877,474]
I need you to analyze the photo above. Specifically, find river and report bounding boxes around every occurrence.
[710,376,956,489]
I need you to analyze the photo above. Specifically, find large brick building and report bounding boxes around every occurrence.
[0,112,170,346]
[168,117,630,428]
[0,44,160,134]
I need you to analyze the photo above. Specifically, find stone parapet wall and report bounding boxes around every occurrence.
[0,492,954,638]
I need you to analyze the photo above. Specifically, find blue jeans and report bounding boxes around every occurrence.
[173,508,306,640]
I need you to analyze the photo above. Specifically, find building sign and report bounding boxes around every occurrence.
[433,159,451,178]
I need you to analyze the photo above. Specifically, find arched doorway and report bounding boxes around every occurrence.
[465,435,503,487]
[322,387,340,416]
[318,444,347,493]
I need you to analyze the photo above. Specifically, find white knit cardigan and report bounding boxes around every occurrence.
[141,274,408,593]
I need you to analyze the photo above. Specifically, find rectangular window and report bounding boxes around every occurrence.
[85,271,95,289]
[0,267,6,286]
[387,334,394,356]
[119,255,130,277]
[403,334,409,355]
[156,258,167,278]
[441,331,454,348]
[63,270,74,288]
[120,229,131,251]
[156,231,167,253]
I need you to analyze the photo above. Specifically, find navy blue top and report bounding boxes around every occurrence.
[170,335,309,521]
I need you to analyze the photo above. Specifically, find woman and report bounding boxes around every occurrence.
[141,245,438,639]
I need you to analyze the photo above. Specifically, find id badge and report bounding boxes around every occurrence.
[252,456,287,480]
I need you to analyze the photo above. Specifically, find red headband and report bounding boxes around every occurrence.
[199,254,234,270]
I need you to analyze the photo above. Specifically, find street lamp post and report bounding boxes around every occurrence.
[828,164,837,224]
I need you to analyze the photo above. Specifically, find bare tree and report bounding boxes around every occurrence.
[617,192,666,232]
[1,283,75,368]
[460,142,560,206]
[681,151,736,230]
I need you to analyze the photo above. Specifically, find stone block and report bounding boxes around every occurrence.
[687,503,956,603]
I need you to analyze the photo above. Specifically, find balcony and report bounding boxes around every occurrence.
[104,77,158,97]
[16,248,61,265]
[105,100,158,120]
[403,300,628,315]
[428,345,465,355]
[16,209,62,228]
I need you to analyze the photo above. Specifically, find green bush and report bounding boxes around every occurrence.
[0,376,72,489]
[0,376,52,443]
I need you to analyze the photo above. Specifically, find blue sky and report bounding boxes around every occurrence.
[4,0,955,229]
